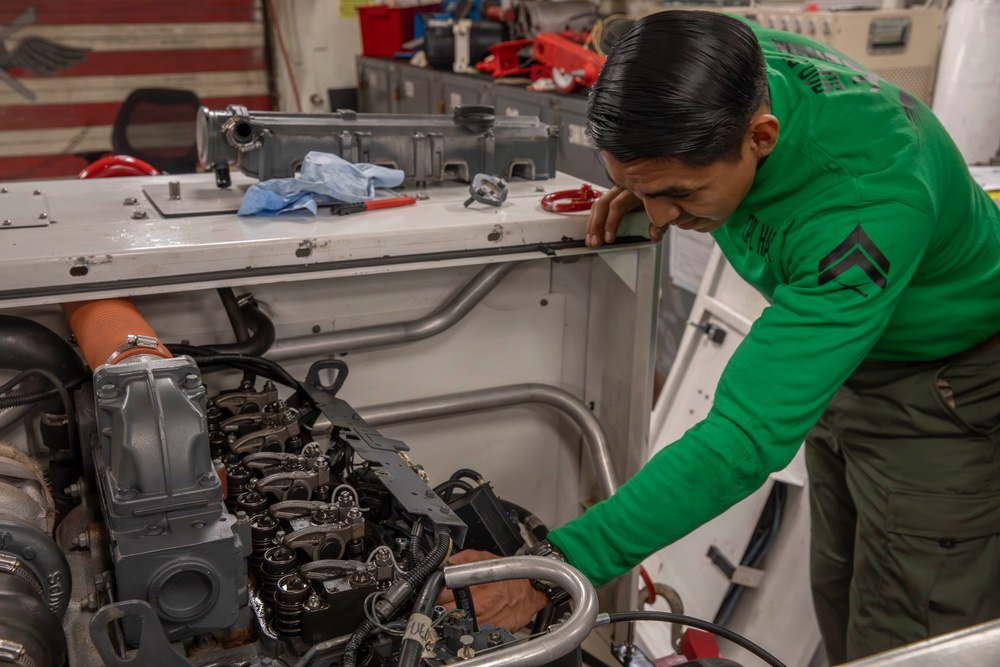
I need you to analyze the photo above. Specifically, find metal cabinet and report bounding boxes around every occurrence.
[491,84,556,124]
[357,57,398,114]
[397,66,441,115]
[553,94,611,187]
[441,75,491,113]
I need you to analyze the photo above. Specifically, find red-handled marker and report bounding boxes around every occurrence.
[331,196,417,215]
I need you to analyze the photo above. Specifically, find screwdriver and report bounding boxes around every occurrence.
[330,196,417,215]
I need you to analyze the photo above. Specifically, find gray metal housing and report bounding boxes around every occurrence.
[196,106,559,185]
[92,356,250,641]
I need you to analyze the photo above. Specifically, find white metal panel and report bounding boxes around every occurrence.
[639,245,819,665]
[0,173,649,307]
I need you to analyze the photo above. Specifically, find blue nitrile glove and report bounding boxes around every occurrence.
[238,151,405,217]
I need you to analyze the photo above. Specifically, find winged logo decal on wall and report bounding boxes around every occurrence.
[1,7,90,101]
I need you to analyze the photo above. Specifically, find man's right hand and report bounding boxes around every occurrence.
[585,186,645,248]
[438,549,549,631]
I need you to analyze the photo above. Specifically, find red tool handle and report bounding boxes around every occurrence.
[541,184,603,213]
[365,196,417,211]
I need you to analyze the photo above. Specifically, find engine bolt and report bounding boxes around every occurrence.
[458,635,476,659]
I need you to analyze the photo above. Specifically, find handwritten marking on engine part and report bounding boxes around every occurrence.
[505,107,520,117]
[403,613,438,657]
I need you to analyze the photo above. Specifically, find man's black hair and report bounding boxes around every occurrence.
[587,11,770,167]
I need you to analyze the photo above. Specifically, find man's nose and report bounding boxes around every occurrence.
[643,199,682,227]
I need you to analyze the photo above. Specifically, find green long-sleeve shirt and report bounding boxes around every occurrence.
[548,22,1000,587]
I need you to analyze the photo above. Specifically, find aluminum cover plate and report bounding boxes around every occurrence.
[0,186,51,229]
[143,182,250,217]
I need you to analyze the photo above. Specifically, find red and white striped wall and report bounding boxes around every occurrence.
[0,0,271,181]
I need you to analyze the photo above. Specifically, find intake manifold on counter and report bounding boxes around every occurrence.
[196,105,560,188]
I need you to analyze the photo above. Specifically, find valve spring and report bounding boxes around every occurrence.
[249,513,280,575]
[225,464,252,512]
[209,431,227,459]
[273,574,312,636]
[260,545,299,605]
[313,484,332,503]
[236,490,269,516]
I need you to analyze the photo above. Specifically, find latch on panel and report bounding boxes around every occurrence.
[707,545,765,588]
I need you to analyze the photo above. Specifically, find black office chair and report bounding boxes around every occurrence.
[112,88,202,174]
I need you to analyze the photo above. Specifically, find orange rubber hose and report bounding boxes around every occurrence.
[64,299,172,370]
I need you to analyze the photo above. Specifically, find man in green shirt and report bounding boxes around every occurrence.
[441,11,1000,662]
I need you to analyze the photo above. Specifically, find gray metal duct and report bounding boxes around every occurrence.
[267,262,517,361]
[359,383,619,500]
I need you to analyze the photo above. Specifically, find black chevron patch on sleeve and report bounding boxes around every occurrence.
[818,225,890,289]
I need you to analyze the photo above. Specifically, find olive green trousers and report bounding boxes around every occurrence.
[806,344,1000,664]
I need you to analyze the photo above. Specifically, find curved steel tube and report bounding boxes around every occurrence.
[267,262,517,361]
[359,383,619,500]
[444,557,598,667]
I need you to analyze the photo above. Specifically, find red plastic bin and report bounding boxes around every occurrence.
[358,4,440,58]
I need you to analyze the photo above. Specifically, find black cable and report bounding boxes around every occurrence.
[601,612,787,667]
[453,586,477,632]
[434,478,473,502]
[168,299,276,357]
[403,526,451,588]
[217,288,250,341]
[0,388,52,409]
[408,520,424,568]
[715,483,787,627]
[450,468,485,484]
[398,571,446,667]
[342,619,375,667]
[0,368,79,465]
[500,499,549,542]
[216,288,255,385]
[581,648,616,667]
[168,348,303,393]
[531,601,556,635]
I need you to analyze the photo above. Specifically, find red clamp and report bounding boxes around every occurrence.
[541,184,603,213]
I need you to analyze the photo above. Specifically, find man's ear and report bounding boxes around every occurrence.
[748,113,780,158]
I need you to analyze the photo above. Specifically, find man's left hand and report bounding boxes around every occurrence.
[437,549,549,631]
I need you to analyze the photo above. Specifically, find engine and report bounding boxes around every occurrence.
[0,298,584,667]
